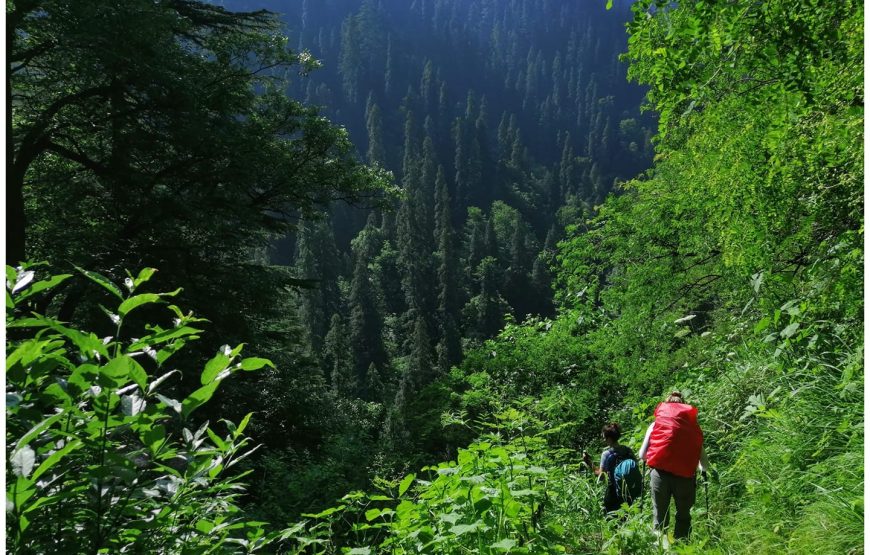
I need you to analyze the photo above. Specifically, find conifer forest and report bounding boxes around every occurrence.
[6,0,863,553]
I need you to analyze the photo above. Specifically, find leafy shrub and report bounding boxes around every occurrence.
[6,264,276,553]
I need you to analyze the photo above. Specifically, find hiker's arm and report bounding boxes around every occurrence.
[594,451,607,481]
[637,423,655,460]
[698,444,709,473]
[582,451,605,480]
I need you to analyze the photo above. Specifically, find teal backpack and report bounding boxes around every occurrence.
[606,449,643,504]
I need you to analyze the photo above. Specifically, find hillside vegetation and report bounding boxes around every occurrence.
[6,0,862,553]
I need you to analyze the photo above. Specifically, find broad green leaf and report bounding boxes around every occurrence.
[16,412,65,452]
[195,520,214,534]
[754,317,771,334]
[780,322,800,339]
[16,274,72,302]
[364,508,381,521]
[348,548,371,555]
[491,539,517,550]
[201,353,230,385]
[206,428,227,450]
[239,357,274,371]
[235,412,254,437]
[182,381,220,419]
[147,369,180,394]
[134,268,158,288]
[100,356,142,386]
[450,522,480,536]
[118,294,163,318]
[6,289,13,309]
[156,394,182,415]
[398,473,415,496]
[605,0,613,9]
[128,325,202,350]
[302,505,345,519]
[11,476,36,509]
[31,440,83,481]
[74,266,123,300]
[142,425,167,453]
[121,394,147,416]
[10,316,109,359]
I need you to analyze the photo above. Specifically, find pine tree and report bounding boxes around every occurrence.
[407,313,434,389]
[463,208,486,290]
[420,59,437,111]
[504,222,531,318]
[324,314,356,397]
[384,33,394,96]
[484,216,499,261]
[295,217,342,355]
[462,256,509,340]
[349,251,387,381]
[365,95,387,166]
[434,171,462,367]
[559,131,575,195]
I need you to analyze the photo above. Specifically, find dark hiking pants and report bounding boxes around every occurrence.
[650,468,696,540]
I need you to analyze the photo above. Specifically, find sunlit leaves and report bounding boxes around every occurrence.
[6,265,276,553]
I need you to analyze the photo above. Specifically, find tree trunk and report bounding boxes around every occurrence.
[7,170,26,266]
[7,33,26,265]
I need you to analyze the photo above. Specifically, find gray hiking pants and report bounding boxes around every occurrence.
[650,468,696,539]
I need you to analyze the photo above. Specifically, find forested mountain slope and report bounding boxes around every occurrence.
[271,0,864,551]
[216,0,656,514]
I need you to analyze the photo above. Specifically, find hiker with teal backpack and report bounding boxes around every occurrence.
[583,422,643,515]
[638,391,710,541]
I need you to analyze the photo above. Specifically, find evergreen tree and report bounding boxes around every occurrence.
[365,95,387,165]
[484,216,499,261]
[407,314,434,390]
[295,217,343,355]
[435,170,462,367]
[324,314,356,397]
[349,250,387,381]
[462,256,509,340]
[463,208,487,291]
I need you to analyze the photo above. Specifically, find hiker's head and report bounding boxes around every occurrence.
[602,422,621,444]
[666,391,685,403]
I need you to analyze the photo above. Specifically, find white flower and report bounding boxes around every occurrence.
[220,344,232,356]
[11,270,35,294]
[124,277,135,292]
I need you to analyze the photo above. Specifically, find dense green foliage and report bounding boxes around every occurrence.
[6,0,863,552]
[6,265,277,553]
[276,0,863,552]
[216,0,656,515]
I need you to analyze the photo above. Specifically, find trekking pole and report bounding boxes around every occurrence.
[703,470,709,516]
[641,461,647,508]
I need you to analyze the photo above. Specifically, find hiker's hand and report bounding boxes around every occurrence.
[582,451,593,468]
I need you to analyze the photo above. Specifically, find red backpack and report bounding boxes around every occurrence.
[645,402,703,478]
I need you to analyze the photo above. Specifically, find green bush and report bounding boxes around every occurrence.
[6,264,277,553]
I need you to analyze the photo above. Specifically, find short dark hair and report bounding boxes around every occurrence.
[602,422,621,441]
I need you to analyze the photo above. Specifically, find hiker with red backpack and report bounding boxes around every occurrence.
[638,391,710,541]
[583,422,643,515]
